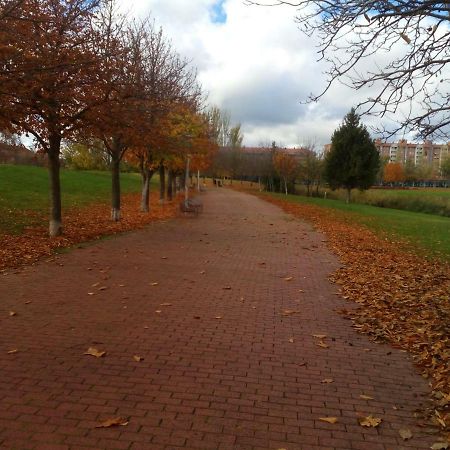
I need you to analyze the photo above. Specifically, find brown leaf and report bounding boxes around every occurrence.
[133,355,144,362]
[288,337,294,343]
[431,443,449,450]
[98,286,107,291]
[282,309,300,316]
[317,341,329,349]
[151,282,159,286]
[160,303,172,306]
[321,378,334,384]
[84,347,106,358]
[312,334,327,339]
[7,349,18,354]
[284,276,293,281]
[222,286,232,290]
[319,417,338,424]
[399,428,413,440]
[95,417,129,428]
[155,310,162,314]
[9,311,17,316]
[360,394,374,400]
[358,415,382,427]
[87,292,95,296]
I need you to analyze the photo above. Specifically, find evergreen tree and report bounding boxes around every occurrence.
[325,108,380,203]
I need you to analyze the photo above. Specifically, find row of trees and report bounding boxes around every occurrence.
[0,0,223,236]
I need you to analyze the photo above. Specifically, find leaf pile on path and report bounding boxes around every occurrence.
[263,194,450,432]
[0,193,179,272]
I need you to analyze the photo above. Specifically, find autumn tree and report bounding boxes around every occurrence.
[383,163,405,184]
[325,108,380,203]
[273,150,298,195]
[0,0,108,236]
[246,0,450,140]
[298,147,323,196]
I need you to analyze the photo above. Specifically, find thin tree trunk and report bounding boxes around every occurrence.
[140,168,154,212]
[346,188,352,204]
[284,179,288,195]
[159,163,165,203]
[111,154,121,221]
[48,135,62,237]
[167,170,173,201]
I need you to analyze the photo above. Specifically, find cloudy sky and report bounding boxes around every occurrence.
[117,0,401,149]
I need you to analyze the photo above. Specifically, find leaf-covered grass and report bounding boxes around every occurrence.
[0,165,150,234]
[297,186,450,217]
[267,192,450,260]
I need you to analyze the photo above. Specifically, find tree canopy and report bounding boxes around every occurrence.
[325,108,380,202]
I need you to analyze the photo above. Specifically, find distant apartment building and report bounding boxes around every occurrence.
[324,140,450,173]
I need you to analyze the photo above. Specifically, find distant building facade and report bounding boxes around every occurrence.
[324,140,450,173]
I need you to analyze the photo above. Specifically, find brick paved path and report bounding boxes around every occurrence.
[0,188,437,450]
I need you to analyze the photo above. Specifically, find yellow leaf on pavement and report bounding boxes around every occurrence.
[360,395,374,400]
[84,347,106,358]
[358,415,382,427]
[319,417,338,424]
[399,428,413,440]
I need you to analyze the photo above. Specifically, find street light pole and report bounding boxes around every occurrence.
[184,154,190,201]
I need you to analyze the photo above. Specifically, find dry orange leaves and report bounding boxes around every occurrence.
[263,195,450,432]
[0,192,180,272]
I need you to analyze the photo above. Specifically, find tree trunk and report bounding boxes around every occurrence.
[167,170,173,201]
[159,163,165,204]
[307,182,311,197]
[346,188,352,204]
[140,168,154,213]
[284,178,288,195]
[111,154,121,221]
[48,135,63,237]
[173,175,177,195]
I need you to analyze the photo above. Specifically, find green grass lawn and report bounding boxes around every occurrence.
[296,186,450,217]
[0,165,146,233]
[268,192,450,260]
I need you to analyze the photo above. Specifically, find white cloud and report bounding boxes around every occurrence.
[118,0,446,148]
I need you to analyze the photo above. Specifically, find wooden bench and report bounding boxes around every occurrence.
[180,198,203,214]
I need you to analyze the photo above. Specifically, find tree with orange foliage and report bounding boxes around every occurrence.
[273,151,298,195]
[383,163,405,184]
[0,0,110,236]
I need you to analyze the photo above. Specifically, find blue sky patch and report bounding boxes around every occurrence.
[210,0,227,24]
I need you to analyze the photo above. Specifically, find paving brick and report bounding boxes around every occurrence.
[0,188,440,449]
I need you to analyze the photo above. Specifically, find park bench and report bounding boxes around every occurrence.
[180,197,203,214]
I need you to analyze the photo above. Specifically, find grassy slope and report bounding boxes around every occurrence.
[299,186,450,216]
[0,165,149,233]
[267,192,450,260]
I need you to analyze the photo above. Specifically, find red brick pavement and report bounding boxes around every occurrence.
[0,188,438,449]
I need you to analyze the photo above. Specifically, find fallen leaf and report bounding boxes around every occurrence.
[84,347,106,358]
[222,286,232,290]
[87,292,95,296]
[282,309,300,316]
[321,378,334,384]
[92,282,100,287]
[431,443,449,450]
[161,256,168,259]
[7,349,18,354]
[284,277,293,281]
[360,394,374,400]
[317,341,329,349]
[133,355,144,362]
[200,270,206,274]
[160,303,172,306]
[312,334,327,339]
[98,286,107,291]
[399,428,413,440]
[9,311,16,316]
[151,282,159,286]
[194,315,201,319]
[358,415,382,427]
[155,310,162,314]
[319,417,338,424]
[24,301,32,304]
[215,316,222,319]
[95,417,129,428]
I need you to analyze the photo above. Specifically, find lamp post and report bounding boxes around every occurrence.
[184,153,191,202]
